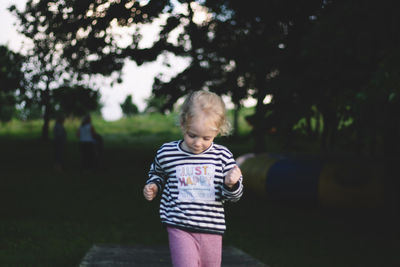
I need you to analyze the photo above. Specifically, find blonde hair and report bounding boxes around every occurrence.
[180,90,231,136]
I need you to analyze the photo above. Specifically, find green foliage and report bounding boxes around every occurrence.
[0,45,25,122]
[0,45,24,94]
[144,93,169,113]
[16,102,43,121]
[0,92,17,122]
[120,95,139,116]
[52,85,100,118]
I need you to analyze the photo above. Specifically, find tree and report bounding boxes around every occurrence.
[9,0,185,140]
[120,95,139,116]
[290,0,400,153]
[0,45,25,122]
[11,0,400,155]
[9,2,105,140]
[52,85,101,117]
[198,0,323,150]
[9,0,174,76]
[13,0,324,151]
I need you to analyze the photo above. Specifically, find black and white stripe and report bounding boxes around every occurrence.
[146,140,243,235]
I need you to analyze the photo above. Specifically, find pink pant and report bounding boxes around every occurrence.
[167,226,222,267]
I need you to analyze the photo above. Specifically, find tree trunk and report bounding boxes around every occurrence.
[41,86,50,141]
[315,111,321,138]
[252,82,268,153]
[306,115,313,138]
[320,109,338,153]
[328,121,338,151]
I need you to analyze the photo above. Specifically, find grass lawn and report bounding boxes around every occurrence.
[0,114,397,267]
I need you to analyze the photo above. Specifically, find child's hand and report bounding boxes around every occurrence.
[143,183,158,201]
[224,165,242,189]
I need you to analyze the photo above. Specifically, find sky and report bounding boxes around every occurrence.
[1,1,257,121]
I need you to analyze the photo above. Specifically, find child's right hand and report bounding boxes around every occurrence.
[143,183,158,201]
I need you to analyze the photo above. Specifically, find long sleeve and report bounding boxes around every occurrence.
[146,154,167,194]
[221,151,243,202]
[222,174,243,202]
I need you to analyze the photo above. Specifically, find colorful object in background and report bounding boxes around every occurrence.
[237,153,386,208]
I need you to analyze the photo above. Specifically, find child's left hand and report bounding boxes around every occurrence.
[224,165,242,189]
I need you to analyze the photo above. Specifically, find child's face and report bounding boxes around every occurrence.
[182,116,218,154]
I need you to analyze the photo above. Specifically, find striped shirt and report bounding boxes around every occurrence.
[146,140,243,235]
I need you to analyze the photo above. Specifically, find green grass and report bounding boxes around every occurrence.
[0,114,397,267]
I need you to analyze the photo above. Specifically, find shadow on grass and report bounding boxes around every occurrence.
[0,136,398,267]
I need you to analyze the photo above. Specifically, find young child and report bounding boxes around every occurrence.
[143,90,243,267]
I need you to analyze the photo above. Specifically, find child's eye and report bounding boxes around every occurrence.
[188,134,196,138]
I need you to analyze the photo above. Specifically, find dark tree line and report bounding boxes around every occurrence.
[6,0,400,155]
